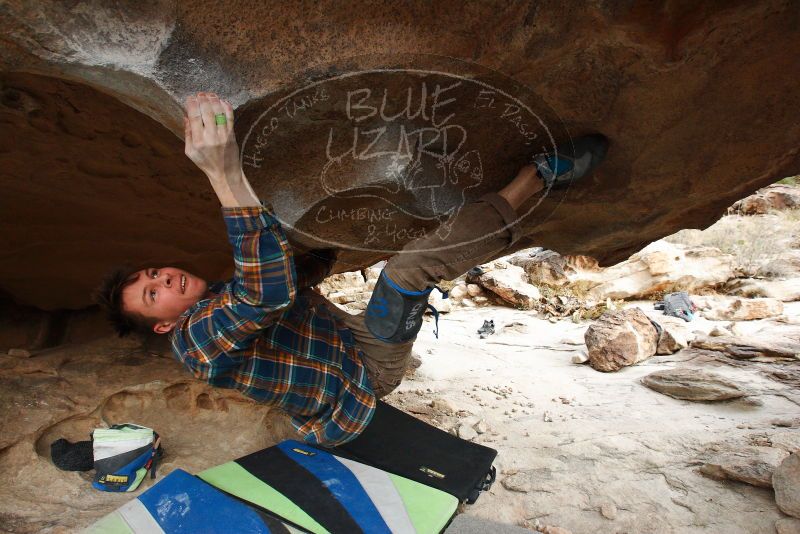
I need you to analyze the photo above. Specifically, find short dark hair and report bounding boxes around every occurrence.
[93,265,157,337]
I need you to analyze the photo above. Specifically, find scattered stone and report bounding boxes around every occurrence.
[543,411,553,422]
[774,453,800,518]
[540,526,573,534]
[471,262,542,309]
[425,290,452,314]
[758,431,800,454]
[7,348,31,358]
[502,471,532,493]
[772,418,800,428]
[474,420,489,434]
[457,423,478,441]
[449,283,468,300]
[430,398,456,415]
[500,468,551,494]
[655,328,688,355]
[776,518,800,534]
[584,308,659,372]
[466,283,483,297]
[709,326,733,337]
[700,446,789,487]
[571,351,589,364]
[498,323,530,339]
[691,335,800,360]
[641,368,750,401]
[600,502,617,520]
[702,297,784,321]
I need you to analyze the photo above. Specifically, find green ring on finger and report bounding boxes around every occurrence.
[214,113,227,125]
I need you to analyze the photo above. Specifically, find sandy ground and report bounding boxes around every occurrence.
[384,301,800,533]
[1,300,797,533]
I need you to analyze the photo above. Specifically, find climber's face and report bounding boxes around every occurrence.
[121,267,208,334]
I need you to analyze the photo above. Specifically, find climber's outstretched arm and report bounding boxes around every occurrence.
[183,91,260,208]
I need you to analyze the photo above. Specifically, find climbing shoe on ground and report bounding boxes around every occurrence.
[477,319,495,339]
[365,270,448,343]
[532,133,609,189]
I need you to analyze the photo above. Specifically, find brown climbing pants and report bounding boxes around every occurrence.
[305,192,524,398]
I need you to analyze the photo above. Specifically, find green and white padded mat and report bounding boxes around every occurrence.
[86,440,459,533]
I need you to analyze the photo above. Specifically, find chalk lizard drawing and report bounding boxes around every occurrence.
[319,130,483,242]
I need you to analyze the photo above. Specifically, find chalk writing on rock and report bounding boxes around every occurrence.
[239,56,566,253]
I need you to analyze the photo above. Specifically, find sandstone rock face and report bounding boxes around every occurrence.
[701,297,784,321]
[2,1,800,310]
[774,453,800,519]
[509,241,737,300]
[730,183,800,215]
[726,278,800,302]
[582,241,736,300]
[584,308,658,372]
[0,336,295,531]
[640,368,749,401]
[700,446,789,488]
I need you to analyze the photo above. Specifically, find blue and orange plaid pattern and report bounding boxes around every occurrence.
[170,201,376,446]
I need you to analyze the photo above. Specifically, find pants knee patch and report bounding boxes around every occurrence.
[365,271,431,344]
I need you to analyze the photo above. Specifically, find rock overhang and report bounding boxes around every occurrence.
[1,0,799,310]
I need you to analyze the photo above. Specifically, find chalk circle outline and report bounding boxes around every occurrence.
[240,54,573,255]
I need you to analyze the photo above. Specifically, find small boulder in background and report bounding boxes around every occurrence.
[584,308,659,372]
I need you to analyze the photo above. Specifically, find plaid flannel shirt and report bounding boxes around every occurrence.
[169,201,376,446]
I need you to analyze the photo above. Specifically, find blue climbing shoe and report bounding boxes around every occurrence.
[532,133,609,189]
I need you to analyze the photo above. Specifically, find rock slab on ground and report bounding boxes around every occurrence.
[700,446,789,488]
[774,453,800,518]
[641,368,750,402]
[692,335,800,360]
[776,518,800,534]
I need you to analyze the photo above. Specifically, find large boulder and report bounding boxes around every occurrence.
[584,308,659,372]
[1,1,800,311]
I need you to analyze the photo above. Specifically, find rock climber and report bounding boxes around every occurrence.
[95,91,608,446]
